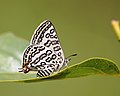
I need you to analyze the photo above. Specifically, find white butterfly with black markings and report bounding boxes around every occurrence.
[19,20,77,77]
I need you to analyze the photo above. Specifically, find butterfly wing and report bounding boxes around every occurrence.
[30,20,49,45]
[30,20,67,76]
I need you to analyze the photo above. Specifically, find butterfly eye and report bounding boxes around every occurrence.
[24,61,29,66]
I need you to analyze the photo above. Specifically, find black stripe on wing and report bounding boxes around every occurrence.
[30,20,52,44]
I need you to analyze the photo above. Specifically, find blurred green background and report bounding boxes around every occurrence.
[0,0,120,96]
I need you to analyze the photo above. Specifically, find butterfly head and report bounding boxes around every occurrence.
[19,62,30,73]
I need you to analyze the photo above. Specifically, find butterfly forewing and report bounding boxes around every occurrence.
[30,20,49,45]
[21,20,67,77]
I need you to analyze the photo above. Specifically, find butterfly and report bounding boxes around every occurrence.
[19,20,77,77]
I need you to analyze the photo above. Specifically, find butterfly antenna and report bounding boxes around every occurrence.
[18,68,23,72]
[65,54,77,63]
[66,54,77,58]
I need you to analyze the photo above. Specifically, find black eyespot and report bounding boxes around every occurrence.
[58,52,61,56]
[52,54,57,59]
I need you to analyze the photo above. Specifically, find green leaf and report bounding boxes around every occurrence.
[24,58,120,83]
[0,33,119,83]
